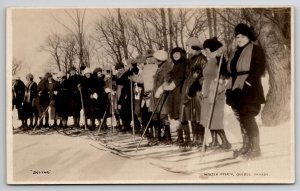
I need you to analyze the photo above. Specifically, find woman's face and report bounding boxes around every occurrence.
[146,57,155,65]
[70,70,76,76]
[173,52,181,61]
[204,48,212,58]
[97,71,102,78]
[236,34,250,47]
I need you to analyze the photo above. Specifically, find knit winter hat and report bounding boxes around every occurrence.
[145,49,155,58]
[93,67,103,74]
[68,66,77,73]
[235,23,256,41]
[26,73,34,81]
[153,50,168,62]
[203,37,223,52]
[171,47,186,57]
[115,62,125,70]
[186,37,202,49]
[83,68,92,75]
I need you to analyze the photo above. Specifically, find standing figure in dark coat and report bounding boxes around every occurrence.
[92,67,109,130]
[45,73,59,128]
[115,63,133,133]
[36,72,52,128]
[23,73,38,128]
[81,68,96,128]
[168,47,187,143]
[221,23,266,159]
[53,72,69,128]
[179,37,207,146]
[66,67,83,128]
[150,50,173,144]
[12,76,26,128]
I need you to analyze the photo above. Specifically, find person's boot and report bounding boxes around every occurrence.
[33,116,38,128]
[50,120,57,128]
[209,130,220,149]
[243,135,261,159]
[57,120,63,128]
[217,129,232,150]
[183,124,191,146]
[191,122,198,146]
[195,124,205,147]
[151,123,159,146]
[29,117,34,128]
[233,131,251,158]
[37,118,43,129]
[62,119,68,128]
[44,116,50,128]
[164,124,172,145]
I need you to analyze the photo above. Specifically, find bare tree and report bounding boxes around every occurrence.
[53,9,91,69]
[12,58,22,75]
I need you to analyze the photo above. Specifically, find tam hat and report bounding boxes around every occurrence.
[153,50,168,62]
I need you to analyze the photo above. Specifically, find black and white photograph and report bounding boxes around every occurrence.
[6,7,294,184]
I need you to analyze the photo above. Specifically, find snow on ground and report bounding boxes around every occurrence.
[9,75,294,184]
[10,107,293,184]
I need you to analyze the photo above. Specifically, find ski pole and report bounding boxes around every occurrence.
[78,85,87,131]
[129,68,136,142]
[200,54,224,159]
[97,104,109,134]
[136,92,166,152]
[33,100,53,132]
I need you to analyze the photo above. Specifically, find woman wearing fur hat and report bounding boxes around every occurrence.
[150,50,173,145]
[201,37,231,150]
[178,37,207,147]
[221,23,266,159]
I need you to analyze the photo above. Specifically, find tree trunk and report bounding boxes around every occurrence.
[160,8,168,51]
[260,10,291,126]
[212,8,217,37]
[118,8,128,59]
[261,48,291,126]
[168,8,173,50]
[206,8,213,38]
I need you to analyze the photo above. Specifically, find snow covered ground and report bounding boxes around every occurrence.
[8,76,295,184]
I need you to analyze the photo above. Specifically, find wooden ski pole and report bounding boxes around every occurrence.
[200,53,224,159]
[130,67,136,142]
[136,92,165,152]
[78,85,87,131]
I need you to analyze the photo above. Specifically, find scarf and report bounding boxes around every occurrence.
[226,42,253,90]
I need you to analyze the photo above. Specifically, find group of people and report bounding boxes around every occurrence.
[12,23,266,159]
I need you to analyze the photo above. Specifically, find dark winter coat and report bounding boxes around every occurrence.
[45,79,58,105]
[13,80,25,110]
[66,74,83,117]
[12,80,26,120]
[81,76,96,119]
[23,81,38,118]
[221,43,266,107]
[92,76,109,119]
[167,56,187,120]
[180,53,207,122]
[150,60,173,115]
[54,79,69,119]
